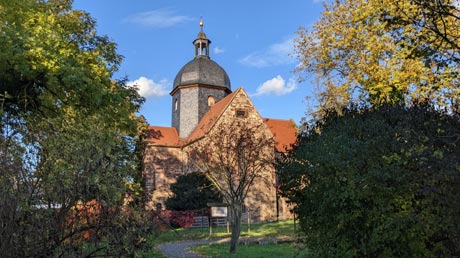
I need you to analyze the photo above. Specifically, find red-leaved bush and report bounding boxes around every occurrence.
[163,210,195,228]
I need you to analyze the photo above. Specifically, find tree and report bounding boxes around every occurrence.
[295,0,460,121]
[165,172,222,211]
[0,0,150,256]
[389,0,460,63]
[188,119,275,253]
[279,104,460,257]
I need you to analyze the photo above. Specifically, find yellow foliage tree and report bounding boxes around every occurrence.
[295,0,460,120]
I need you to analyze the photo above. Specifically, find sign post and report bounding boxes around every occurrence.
[207,203,228,237]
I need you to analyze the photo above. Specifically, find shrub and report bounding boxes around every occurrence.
[280,105,460,257]
[166,172,222,211]
[167,210,196,228]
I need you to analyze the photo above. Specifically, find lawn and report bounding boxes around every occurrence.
[153,219,297,243]
[145,219,299,257]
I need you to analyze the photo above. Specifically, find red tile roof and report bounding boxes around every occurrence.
[145,87,298,152]
[145,126,181,147]
[186,88,239,143]
[263,118,298,152]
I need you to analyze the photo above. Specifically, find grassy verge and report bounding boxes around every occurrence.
[136,249,167,258]
[143,220,298,257]
[152,219,296,244]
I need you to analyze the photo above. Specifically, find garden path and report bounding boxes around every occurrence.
[156,236,295,258]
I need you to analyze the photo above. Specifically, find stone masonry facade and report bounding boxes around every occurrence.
[171,85,229,138]
[144,23,296,222]
[144,88,295,221]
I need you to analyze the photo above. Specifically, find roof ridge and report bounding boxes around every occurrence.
[185,87,242,144]
[148,125,175,129]
[263,117,293,122]
[205,87,242,133]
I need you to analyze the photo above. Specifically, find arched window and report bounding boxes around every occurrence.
[174,99,178,111]
[208,96,215,106]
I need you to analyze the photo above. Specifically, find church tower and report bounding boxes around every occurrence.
[171,20,231,138]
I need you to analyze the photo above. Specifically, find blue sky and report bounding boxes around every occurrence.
[73,0,325,126]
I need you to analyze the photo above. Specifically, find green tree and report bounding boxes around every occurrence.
[295,0,460,120]
[0,0,150,256]
[279,105,460,257]
[166,172,222,211]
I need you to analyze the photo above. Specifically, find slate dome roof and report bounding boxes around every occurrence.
[173,20,231,91]
[173,56,231,90]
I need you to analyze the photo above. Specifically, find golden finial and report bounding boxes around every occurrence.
[199,16,204,31]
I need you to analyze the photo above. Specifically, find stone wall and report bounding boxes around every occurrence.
[144,88,292,221]
[197,87,228,122]
[175,87,199,139]
[143,145,186,208]
[171,93,181,135]
[213,89,278,221]
[172,85,229,139]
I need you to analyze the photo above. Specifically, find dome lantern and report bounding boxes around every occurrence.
[172,19,231,91]
[193,17,211,57]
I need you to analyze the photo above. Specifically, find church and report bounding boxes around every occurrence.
[143,21,297,221]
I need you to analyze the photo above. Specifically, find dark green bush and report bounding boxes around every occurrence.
[280,105,460,257]
[166,172,222,211]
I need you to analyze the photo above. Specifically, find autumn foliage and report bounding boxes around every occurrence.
[295,0,460,121]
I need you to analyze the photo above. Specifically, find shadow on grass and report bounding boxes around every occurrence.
[152,219,297,244]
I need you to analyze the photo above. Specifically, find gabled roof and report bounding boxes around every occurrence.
[186,88,240,143]
[145,87,298,152]
[145,126,181,147]
[263,118,298,152]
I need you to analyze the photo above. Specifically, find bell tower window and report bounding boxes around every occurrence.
[208,96,215,106]
[174,99,178,111]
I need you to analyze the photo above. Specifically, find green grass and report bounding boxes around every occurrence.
[144,220,298,257]
[135,249,167,258]
[152,219,297,244]
[191,242,296,258]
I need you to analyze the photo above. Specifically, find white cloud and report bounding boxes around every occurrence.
[128,76,170,98]
[240,38,295,68]
[213,46,225,54]
[123,7,193,28]
[254,75,297,96]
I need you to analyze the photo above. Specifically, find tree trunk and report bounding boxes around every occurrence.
[229,202,243,253]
